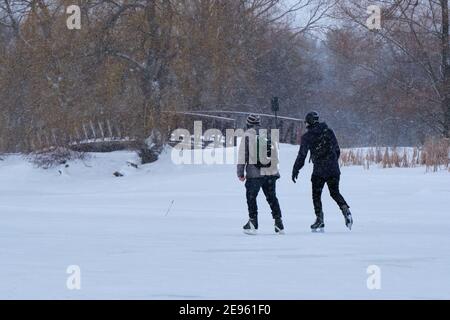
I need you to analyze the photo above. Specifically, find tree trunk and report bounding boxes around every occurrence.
[141,74,152,138]
[441,0,450,138]
[140,73,163,140]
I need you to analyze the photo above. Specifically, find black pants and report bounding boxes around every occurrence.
[311,175,348,216]
[246,177,282,220]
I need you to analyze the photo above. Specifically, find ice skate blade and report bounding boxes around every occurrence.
[275,228,285,235]
[311,228,324,233]
[243,229,257,235]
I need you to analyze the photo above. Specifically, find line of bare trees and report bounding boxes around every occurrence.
[325,0,450,145]
[0,0,449,154]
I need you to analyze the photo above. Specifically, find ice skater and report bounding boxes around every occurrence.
[292,111,353,232]
[237,114,285,235]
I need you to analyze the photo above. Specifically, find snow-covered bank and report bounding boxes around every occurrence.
[0,145,449,299]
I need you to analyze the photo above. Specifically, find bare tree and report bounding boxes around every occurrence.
[334,0,450,137]
[93,0,178,140]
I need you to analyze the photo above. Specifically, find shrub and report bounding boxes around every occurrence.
[339,138,449,172]
[29,147,88,169]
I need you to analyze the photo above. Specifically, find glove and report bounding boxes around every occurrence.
[292,170,299,183]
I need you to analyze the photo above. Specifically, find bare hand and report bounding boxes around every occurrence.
[239,176,246,182]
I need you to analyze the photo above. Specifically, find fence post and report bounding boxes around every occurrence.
[98,121,105,140]
[90,121,97,140]
[117,125,122,139]
[107,120,113,138]
[44,132,50,148]
[75,127,81,143]
[82,124,89,141]
[37,133,43,149]
[52,129,58,146]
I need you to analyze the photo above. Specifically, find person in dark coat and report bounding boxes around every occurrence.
[237,114,285,235]
[292,111,353,232]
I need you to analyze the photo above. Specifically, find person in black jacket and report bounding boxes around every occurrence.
[292,111,353,232]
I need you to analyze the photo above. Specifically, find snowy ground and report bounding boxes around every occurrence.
[0,145,449,299]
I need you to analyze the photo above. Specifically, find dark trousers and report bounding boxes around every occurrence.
[311,175,348,216]
[246,177,282,220]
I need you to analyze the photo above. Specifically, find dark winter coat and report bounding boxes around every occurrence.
[293,122,341,178]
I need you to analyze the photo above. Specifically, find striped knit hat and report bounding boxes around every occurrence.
[246,114,261,127]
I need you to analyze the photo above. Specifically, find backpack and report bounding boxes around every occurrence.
[311,128,333,162]
[256,135,272,168]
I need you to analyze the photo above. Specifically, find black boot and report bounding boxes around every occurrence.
[341,205,353,230]
[243,218,258,235]
[274,218,285,235]
[311,211,324,233]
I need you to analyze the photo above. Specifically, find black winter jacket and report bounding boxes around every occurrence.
[293,122,341,178]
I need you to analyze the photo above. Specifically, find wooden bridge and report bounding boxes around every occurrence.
[25,110,304,153]
[165,110,304,145]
